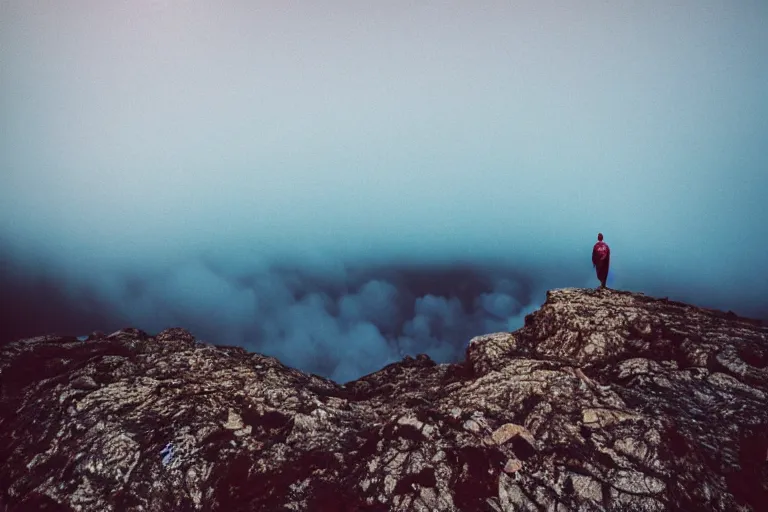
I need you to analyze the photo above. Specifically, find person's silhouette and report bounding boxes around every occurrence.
[592,233,610,289]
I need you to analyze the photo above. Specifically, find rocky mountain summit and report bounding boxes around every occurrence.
[1,288,767,511]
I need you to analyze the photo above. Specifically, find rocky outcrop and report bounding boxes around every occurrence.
[1,288,766,511]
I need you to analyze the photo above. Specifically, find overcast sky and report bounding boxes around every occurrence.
[1,1,766,381]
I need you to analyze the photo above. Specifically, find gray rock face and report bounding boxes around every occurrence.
[1,289,766,511]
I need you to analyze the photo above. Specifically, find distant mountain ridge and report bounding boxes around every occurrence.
[1,288,767,511]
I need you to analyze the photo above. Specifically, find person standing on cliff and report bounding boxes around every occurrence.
[592,233,610,289]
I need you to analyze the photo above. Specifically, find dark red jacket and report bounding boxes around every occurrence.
[592,241,610,268]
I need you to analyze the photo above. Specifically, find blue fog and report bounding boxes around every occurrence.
[1,1,767,382]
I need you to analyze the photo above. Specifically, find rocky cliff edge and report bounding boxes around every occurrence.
[1,288,767,511]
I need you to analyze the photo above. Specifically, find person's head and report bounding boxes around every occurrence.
[597,233,604,241]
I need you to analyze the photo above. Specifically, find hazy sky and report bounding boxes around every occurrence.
[2,1,767,381]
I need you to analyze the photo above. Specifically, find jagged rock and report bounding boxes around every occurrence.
[503,458,523,474]
[70,376,99,391]
[490,423,537,451]
[1,289,767,511]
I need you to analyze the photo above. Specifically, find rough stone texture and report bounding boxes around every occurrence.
[1,289,767,511]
